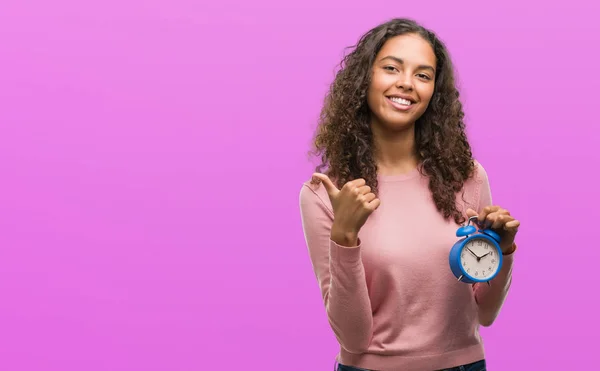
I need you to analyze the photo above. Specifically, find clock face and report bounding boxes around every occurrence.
[460,238,500,280]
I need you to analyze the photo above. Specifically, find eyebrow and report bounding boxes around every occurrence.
[379,56,436,74]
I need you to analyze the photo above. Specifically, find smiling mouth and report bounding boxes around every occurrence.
[386,96,416,111]
[387,96,414,106]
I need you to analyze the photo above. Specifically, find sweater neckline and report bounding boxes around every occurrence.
[378,166,422,182]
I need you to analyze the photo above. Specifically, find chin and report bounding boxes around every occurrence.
[389,122,415,131]
[377,113,417,130]
[376,120,415,132]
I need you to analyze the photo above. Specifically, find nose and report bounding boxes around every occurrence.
[395,73,413,91]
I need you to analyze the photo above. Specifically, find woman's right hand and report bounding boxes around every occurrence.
[312,173,380,247]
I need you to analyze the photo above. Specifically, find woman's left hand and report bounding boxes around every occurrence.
[466,206,520,254]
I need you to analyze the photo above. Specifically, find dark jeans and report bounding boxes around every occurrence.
[336,359,486,371]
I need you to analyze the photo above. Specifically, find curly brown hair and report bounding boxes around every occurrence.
[310,18,475,225]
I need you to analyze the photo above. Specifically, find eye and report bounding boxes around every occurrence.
[383,65,399,72]
[417,73,432,80]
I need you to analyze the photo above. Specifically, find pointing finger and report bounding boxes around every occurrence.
[312,173,339,197]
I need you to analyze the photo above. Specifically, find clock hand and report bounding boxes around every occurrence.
[480,252,491,259]
[466,247,481,262]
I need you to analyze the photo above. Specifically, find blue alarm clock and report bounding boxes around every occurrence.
[449,216,503,284]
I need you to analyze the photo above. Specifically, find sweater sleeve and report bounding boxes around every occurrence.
[299,183,374,353]
[471,163,515,327]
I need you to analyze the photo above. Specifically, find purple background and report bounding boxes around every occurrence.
[1,1,598,370]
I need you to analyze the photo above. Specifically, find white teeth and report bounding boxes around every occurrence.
[389,97,412,106]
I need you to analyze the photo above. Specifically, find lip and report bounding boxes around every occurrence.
[386,96,415,111]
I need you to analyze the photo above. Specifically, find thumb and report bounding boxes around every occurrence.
[466,208,478,218]
[312,173,339,197]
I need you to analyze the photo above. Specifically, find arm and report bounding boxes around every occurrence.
[471,164,516,327]
[299,183,373,353]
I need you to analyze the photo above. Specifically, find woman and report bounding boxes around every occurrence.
[299,18,520,371]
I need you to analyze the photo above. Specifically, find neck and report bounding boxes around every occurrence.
[371,122,419,176]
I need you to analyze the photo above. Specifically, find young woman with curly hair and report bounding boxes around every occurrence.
[299,18,521,371]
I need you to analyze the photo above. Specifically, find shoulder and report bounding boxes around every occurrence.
[466,159,490,189]
[458,159,491,209]
[461,158,494,209]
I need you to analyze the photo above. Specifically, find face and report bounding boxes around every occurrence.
[366,33,437,132]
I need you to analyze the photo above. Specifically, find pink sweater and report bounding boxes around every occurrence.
[299,161,514,371]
